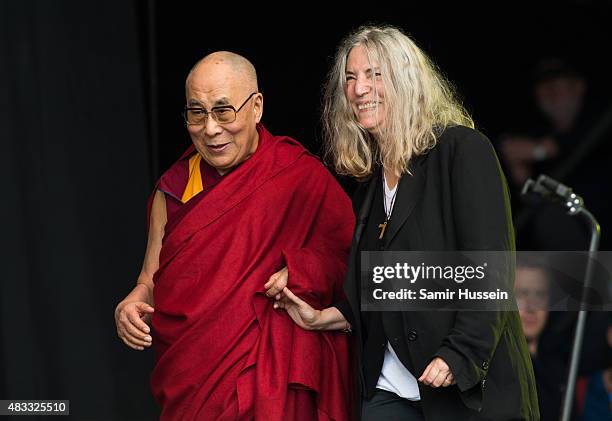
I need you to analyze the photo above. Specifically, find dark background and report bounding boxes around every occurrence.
[1,1,610,419]
[152,2,612,171]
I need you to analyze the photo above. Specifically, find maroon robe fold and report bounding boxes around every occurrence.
[149,125,355,420]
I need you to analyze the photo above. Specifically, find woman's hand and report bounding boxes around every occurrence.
[418,357,456,387]
[273,287,321,330]
[273,287,352,332]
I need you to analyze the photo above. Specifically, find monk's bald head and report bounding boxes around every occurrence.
[186,51,258,94]
[183,51,263,176]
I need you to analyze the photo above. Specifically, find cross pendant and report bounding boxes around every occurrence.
[378,221,387,240]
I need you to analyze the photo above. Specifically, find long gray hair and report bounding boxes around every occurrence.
[322,25,474,178]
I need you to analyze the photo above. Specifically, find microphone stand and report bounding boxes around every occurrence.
[521,175,601,421]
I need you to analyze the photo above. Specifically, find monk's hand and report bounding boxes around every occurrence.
[264,266,288,299]
[273,287,321,331]
[115,300,154,351]
[418,357,456,388]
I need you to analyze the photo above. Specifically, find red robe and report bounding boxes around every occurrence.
[150,125,355,420]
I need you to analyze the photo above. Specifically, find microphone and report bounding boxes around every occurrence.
[522,174,584,215]
[520,174,601,421]
[536,175,573,200]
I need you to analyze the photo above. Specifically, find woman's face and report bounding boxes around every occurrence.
[345,44,385,135]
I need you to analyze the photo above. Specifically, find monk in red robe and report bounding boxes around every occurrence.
[114,51,355,420]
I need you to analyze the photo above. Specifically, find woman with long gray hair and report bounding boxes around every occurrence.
[271,25,539,420]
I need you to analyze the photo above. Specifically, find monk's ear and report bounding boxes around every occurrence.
[253,93,263,123]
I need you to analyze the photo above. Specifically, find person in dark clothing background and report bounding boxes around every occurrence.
[515,255,565,421]
[498,59,612,421]
[498,57,612,251]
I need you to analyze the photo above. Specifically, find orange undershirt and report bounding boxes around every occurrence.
[181,154,204,203]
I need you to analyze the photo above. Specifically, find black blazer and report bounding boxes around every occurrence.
[336,126,540,420]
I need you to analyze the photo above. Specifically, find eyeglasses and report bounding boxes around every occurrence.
[183,92,257,126]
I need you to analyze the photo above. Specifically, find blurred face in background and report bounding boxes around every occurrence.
[534,75,585,131]
[515,267,550,343]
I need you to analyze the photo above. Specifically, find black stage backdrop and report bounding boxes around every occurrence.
[0,1,156,420]
[1,1,611,420]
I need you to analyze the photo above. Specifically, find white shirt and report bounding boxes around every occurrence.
[375,175,421,401]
